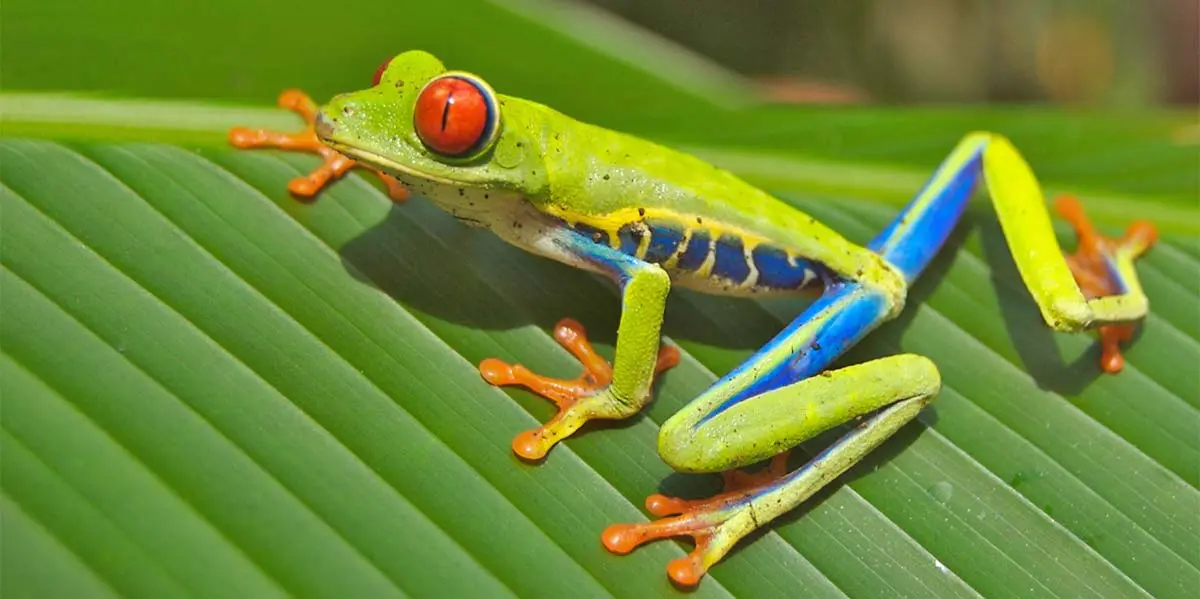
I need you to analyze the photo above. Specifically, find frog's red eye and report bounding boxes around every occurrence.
[414,73,500,158]
[372,57,394,86]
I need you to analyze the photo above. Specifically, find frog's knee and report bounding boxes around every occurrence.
[860,256,909,319]
[656,414,737,473]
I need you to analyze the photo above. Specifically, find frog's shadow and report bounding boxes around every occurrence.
[338,197,949,574]
[338,198,810,350]
[341,196,1122,399]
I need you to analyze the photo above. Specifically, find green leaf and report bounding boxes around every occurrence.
[2,0,1198,596]
[2,94,1197,599]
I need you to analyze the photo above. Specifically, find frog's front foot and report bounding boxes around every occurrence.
[1055,195,1158,373]
[602,452,792,586]
[479,318,679,460]
[228,89,409,201]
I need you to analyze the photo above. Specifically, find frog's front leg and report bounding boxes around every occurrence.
[228,90,410,201]
[480,228,681,460]
[603,281,934,586]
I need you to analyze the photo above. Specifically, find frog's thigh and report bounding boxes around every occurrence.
[659,353,941,473]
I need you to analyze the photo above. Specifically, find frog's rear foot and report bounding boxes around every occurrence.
[1054,195,1157,373]
[602,452,792,586]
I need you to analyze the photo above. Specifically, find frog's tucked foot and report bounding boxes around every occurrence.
[228,89,409,201]
[1054,195,1158,373]
[602,452,792,587]
[479,318,680,460]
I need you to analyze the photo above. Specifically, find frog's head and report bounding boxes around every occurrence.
[315,51,549,212]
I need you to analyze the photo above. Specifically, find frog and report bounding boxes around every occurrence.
[228,50,1157,586]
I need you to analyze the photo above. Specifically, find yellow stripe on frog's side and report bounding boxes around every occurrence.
[661,227,693,270]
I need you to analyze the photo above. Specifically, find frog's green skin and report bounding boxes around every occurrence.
[307,50,1154,586]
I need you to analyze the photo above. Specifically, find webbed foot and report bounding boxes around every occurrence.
[602,452,792,586]
[479,318,679,460]
[1055,195,1157,373]
[229,89,409,201]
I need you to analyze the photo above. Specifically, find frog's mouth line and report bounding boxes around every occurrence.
[314,110,464,187]
[322,140,461,188]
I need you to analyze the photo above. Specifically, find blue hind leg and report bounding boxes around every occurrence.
[601,277,942,586]
[599,136,992,587]
[868,132,989,283]
[601,132,1157,586]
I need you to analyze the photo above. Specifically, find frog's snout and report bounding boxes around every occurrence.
[314,110,337,143]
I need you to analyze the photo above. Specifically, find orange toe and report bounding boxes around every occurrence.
[480,318,679,459]
[1054,194,1157,374]
[228,88,409,202]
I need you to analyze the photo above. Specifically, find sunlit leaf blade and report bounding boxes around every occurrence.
[2,93,1197,599]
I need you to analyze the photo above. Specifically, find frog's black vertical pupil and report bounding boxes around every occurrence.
[440,96,453,131]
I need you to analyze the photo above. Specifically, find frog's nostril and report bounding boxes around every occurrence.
[314,111,336,140]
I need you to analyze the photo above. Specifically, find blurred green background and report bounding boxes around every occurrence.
[589,0,1199,106]
[4,0,1197,107]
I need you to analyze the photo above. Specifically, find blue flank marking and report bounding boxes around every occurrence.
[677,229,711,270]
[752,244,814,289]
[696,283,889,426]
[616,223,643,256]
[712,234,751,283]
[644,223,684,263]
[869,151,983,283]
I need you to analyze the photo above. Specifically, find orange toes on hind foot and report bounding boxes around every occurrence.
[646,452,791,518]
[601,453,795,586]
[1054,195,1158,374]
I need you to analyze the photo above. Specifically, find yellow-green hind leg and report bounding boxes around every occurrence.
[868,132,1158,371]
[1052,194,1157,372]
[604,354,940,586]
[982,135,1157,332]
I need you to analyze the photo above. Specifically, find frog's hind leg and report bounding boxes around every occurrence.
[604,281,938,586]
[1053,195,1157,372]
[601,137,996,585]
[868,132,1158,371]
[229,89,409,201]
[603,361,937,587]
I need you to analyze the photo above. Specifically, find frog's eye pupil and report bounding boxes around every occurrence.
[414,75,497,157]
[371,57,393,86]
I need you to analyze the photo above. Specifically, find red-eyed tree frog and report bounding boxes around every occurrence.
[229,50,1157,586]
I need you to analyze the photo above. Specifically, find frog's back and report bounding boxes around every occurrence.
[529,106,869,296]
